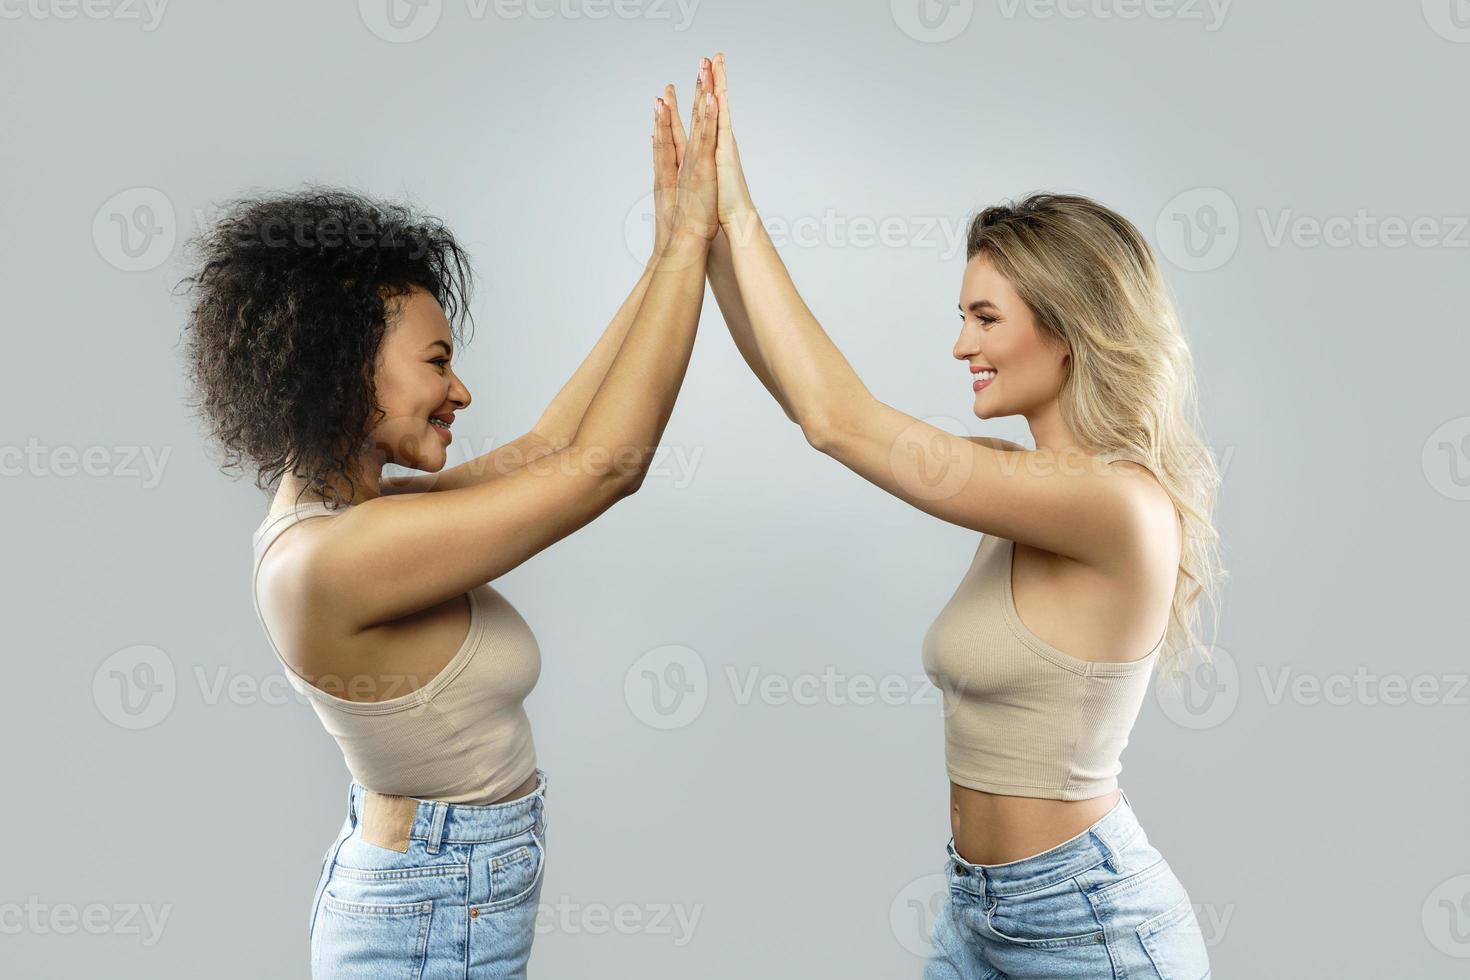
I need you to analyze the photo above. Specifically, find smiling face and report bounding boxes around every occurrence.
[954,253,1070,420]
[367,285,471,472]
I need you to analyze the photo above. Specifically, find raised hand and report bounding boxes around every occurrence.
[650,86,682,256]
[657,82,688,176]
[663,57,720,244]
[709,52,756,234]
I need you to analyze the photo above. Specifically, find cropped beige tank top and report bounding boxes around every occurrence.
[922,533,1162,801]
[251,501,541,805]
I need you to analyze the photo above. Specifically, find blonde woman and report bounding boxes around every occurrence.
[179,60,720,978]
[685,54,1219,979]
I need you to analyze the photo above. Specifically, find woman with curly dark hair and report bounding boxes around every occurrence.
[178,60,720,978]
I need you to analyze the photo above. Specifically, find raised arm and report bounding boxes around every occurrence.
[383,93,692,495]
[307,61,723,628]
[707,53,1143,565]
[659,82,796,424]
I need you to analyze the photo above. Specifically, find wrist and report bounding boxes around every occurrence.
[651,218,676,257]
[665,225,715,252]
[651,226,712,273]
[718,203,761,247]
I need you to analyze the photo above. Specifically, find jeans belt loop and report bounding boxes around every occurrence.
[426,800,448,854]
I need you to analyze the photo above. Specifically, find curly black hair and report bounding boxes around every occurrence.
[175,185,475,508]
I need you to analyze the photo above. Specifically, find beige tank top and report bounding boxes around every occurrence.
[922,533,1162,801]
[250,501,540,805]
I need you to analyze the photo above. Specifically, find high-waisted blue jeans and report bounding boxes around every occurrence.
[308,770,548,979]
[923,788,1210,979]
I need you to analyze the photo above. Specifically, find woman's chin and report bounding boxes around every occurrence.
[395,450,446,473]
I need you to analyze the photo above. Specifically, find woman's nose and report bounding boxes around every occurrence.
[450,374,472,409]
[953,327,978,360]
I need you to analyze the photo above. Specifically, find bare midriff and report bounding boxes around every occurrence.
[950,782,1120,866]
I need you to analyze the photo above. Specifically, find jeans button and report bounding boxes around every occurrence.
[953,864,969,877]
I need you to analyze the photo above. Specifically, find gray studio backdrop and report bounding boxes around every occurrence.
[3,1,1466,977]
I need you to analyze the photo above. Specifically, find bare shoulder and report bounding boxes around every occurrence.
[258,503,353,593]
[1105,459,1172,509]
[1104,459,1181,559]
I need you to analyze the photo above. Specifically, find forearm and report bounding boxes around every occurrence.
[571,230,709,478]
[707,229,797,423]
[531,259,659,450]
[394,264,656,495]
[380,429,560,494]
[721,208,872,439]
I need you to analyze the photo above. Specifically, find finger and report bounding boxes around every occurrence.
[652,97,676,184]
[712,51,728,100]
[698,59,715,141]
[663,84,688,165]
[713,54,733,138]
[686,58,710,160]
[702,89,719,163]
[716,90,732,144]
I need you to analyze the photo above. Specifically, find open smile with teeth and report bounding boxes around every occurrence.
[973,369,996,391]
[429,418,452,429]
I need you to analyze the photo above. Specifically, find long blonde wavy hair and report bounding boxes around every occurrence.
[966,192,1226,683]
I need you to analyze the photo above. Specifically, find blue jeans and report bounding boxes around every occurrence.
[924,789,1210,980]
[308,770,548,979]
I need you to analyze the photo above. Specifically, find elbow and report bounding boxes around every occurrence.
[798,412,837,455]
[799,385,876,456]
[794,387,866,456]
[607,446,656,498]
[584,468,643,515]
[566,436,652,502]
[615,469,648,498]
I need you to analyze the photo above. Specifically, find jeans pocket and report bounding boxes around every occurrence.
[311,894,433,979]
[1137,896,1210,980]
[983,879,1106,949]
[474,829,546,915]
[1086,852,1174,906]
[312,858,466,977]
